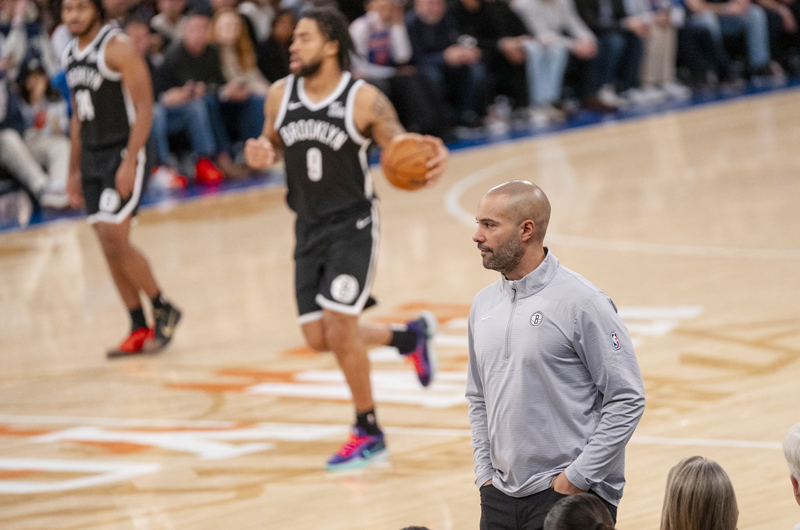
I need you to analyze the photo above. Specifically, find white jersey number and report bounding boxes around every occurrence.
[307,147,322,182]
[75,89,96,121]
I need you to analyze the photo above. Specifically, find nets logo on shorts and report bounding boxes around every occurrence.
[99,188,121,213]
[611,332,621,351]
[330,274,360,304]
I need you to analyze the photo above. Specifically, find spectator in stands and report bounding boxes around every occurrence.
[257,7,293,82]
[1,0,60,79]
[756,0,800,72]
[783,422,800,530]
[512,0,597,121]
[684,0,774,78]
[636,0,692,100]
[17,59,69,205]
[239,0,279,42]
[157,12,247,180]
[450,0,530,112]
[211,8,267,141]
[660,456,738,530]
[150,0,187,49]
[350,0,444,135]
[574,0,646,110]
[544,494,616,530]
[406,0,486,127]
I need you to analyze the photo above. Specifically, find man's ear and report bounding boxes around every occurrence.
[324,40,340,59]
[791,475,800,498]
[519,220,536,242]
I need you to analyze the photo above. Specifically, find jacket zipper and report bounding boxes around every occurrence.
[505,287,517,360]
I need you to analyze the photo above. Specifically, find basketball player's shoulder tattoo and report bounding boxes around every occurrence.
[370,89,405,139]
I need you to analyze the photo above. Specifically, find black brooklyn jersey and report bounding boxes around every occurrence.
[64,25,132,150]
[275,72,374,222]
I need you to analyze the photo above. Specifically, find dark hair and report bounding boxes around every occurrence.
[400,527,431,530]
[90,0,106,21]
[271,8,296,27]
[18,62,61,104]
[544,494,616,530]
[300,7,353,71]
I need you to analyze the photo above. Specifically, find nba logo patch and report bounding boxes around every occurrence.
[611,332,621,351]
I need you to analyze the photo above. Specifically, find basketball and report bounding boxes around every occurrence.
[380,133,436,191]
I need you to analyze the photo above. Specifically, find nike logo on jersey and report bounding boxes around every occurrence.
[356,216,372,230]
[481,315,491,321]
[287,101,304,111]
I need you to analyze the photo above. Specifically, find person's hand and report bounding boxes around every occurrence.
[422,134,448,186]
[115,157,137,199]
[161,85,192,106]
[571,38,597,59]
[67,170,83,208]
[653,9,671,27]
[482,479,493,486]
[552,472,587,495]
[222,82,250,101]
[192,81,206,98]
[726,0,748,16]
[12,0,28,20]
[624,16,651,38]
[390,1,404,25]
[244,136,276,169]
[444,45,465,66]
[779,4,798,31]
[498,37,526,64]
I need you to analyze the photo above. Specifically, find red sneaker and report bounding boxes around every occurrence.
[195,158,224,185]
[107,328,154,359]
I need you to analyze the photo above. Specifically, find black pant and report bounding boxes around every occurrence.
[479,485,617,530]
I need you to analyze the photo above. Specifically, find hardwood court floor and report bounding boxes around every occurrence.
[1,90,800,529]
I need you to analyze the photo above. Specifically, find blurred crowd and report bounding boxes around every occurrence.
[0,0,797,207]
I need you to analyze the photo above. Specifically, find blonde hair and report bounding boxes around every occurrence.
[784,423,800,481]
[660,456,738,530]
[211,9,257,72]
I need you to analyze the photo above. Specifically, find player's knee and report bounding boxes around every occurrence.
[323,318,356,351]
[304,333,328,352]
[96,230,128,262]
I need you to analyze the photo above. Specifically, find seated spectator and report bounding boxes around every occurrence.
[211,8,268,140]
[155,12,248,180]
[0,0,60,79]
[684,0,774,77]
[624,0,692,104]
[544,493,616,530]
[257,7,294,82]
[660,456,738,530]
[450,0,530,111]
[150,0,187,50]
[513,0,597,121]
[574,0,647,110]
[783,422,800,530]
[350,0,444,135]
[406,0,486,127]
[17,59,69,205]
[755,0,800,72]
[239,0,279,43]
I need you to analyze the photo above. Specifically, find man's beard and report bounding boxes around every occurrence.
[479,234,525,275]
[295,57,323,78]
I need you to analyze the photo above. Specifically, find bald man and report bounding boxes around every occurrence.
[466,181,645,530]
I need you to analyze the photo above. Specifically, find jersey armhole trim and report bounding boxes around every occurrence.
[345,80,368,146]
[273,74,294,131]
[97,29,123,82]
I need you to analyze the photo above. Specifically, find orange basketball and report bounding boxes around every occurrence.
[380,133,435,191]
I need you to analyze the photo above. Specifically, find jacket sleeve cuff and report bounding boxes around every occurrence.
[475,471,495,488]
[564,465,593,492]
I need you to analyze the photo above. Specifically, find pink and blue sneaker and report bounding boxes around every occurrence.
[326,426,388,471]
[405,311,438,387]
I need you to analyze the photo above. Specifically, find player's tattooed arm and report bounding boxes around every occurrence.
[356,84,405,148]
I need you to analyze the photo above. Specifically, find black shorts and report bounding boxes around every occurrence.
[81,141,152,225]
[294,202,379,323]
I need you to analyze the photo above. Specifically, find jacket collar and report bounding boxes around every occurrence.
[499,248,559,299]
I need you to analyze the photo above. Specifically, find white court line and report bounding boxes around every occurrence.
[0,414,783,449]
[444,155,800,260]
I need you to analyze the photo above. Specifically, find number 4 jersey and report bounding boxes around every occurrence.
[275,72,375,223]
[64,25,132,150]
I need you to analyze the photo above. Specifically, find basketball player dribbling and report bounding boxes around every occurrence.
[63,0,181,357]
[244,8,449,470]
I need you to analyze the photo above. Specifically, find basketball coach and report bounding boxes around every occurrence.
[466,180,646,530]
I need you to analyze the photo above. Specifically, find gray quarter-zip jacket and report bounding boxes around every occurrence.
[466,250,645,506]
